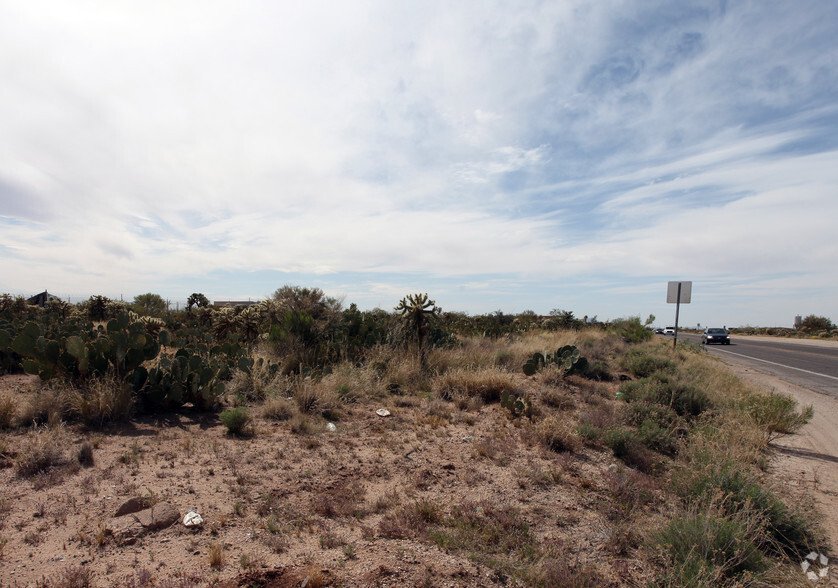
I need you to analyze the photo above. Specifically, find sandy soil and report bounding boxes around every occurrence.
[0,372,657,588]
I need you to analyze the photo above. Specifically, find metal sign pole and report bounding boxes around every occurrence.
[673,282,681,349]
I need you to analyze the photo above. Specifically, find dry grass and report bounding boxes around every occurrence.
[67,376,133,427]
[0,391,15,429]
[19,387,66,426]
[208,541,224,569]
[433,367,518,404]
[536,415,582,453]
[261,395,296,421]
[14,424,65,478]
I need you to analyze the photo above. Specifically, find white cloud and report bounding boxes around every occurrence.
[1,1,836,324]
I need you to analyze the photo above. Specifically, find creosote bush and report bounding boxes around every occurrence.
[219,407,252,436]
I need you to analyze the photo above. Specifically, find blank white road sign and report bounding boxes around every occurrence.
[667,281,692,304]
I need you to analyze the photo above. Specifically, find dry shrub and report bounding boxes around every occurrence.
[77,441,94,467]
[318,360,387,401]
[433,367,517,404]
[388,359,425,395]
[292,380,339,417]
[262,395,296,421]
[15,424,65,478]
[536,415,581,453]
[19,387,66,426]
[605,467,657,513]
[530,557,608,588]
[378,500,443,539]
[311,481,366,518]
[289,413,316,435]
[68,376,133,427]
[43,565,96,588]
[425,336,504,373]
[208,541,224,569]
[0,391,16,429]
[541,385,575,411]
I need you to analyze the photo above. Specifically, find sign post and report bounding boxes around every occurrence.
[666,281,692,349]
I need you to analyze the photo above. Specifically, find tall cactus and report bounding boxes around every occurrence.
[395,293,440,368]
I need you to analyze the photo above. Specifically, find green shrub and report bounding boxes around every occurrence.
[742,391,813,443]
[674,462,819,558]
[654,504,768,585]
[576,422,601,443]
[609,317,653,343]
[621,350,675,378]
[219,407,252,436]
[620,376,711,420]
[603,428,657,473]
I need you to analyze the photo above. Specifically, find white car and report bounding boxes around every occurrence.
[663,327,675,335]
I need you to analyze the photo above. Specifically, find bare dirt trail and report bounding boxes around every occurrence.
[720,351,838,552]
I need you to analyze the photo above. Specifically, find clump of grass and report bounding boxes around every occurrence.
[15,425,65,478]
[208,541,224,569]
[77,441,94,467]
[292,380,340,418]
[603,428,658,473]
[219,407,253,436]
[540,386,575,410]
[741,391,813,444]
[262,395,295,421]
[0,392,16,429]
[536,415,581,453]
[433,367,517,404]
[68,376,133,427]
[653,500,769,585]
[621,348,675,378]
[623,401,683,455]
[620,375,711,420]
[19,387,66,426]
[673,460,822,559]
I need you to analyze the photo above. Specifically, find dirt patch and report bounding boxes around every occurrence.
[0,373,655,587]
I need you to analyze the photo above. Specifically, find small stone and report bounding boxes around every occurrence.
[819,567,828,578]
[807,551,819,561]
[183,510,203,527]
[114,497,147,517]
[820,554,828,566]
[135,502,179,531]
[326,422,337,432]
[801,560,810,572]
[807,571,818,581]
[376,408,390,417]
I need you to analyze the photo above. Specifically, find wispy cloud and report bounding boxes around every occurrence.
[1,1,836,325]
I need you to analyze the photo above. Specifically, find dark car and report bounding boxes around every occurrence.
[702,327,730,345]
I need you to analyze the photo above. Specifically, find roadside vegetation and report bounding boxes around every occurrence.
[0,290,828,586]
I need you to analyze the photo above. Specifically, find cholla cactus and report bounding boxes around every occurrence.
[395,293,441,368]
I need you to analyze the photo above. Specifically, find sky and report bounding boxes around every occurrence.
[1,1,837,328]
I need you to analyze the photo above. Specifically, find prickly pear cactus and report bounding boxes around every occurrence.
[522,345,588,377]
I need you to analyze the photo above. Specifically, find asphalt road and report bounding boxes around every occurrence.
[666,333,838,398]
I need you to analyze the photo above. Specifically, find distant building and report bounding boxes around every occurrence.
[27,290,61,307]
[212,300,258,308]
